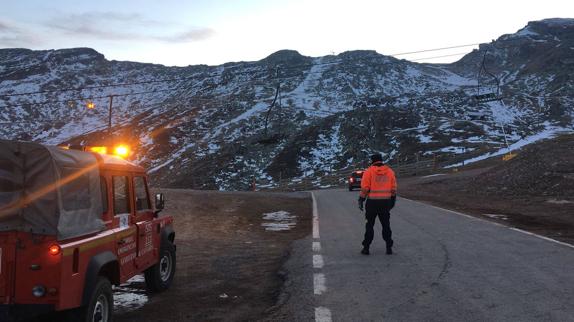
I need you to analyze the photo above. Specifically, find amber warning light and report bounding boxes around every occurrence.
[49,245,61,256]
[113,145,130,159]
[88,146,108,154]
[61,144,131,159]
[85,145,130,159]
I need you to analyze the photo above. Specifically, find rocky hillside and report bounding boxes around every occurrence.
[0,18,573,190]
[472,134,574,200]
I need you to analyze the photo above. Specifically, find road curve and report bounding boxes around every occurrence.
[278,189,574,322]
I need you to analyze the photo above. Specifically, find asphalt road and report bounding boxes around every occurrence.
[271,189,574,322]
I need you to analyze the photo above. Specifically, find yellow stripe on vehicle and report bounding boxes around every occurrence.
[62,227,136,256]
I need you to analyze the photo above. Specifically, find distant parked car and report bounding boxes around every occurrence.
[348,170,365,191]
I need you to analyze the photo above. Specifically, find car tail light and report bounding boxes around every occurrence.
[49,245,61,256]
[349,178,354,183]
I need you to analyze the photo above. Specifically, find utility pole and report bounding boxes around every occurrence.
[108,95,114,137]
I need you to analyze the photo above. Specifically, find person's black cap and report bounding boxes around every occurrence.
[370,153,383,163]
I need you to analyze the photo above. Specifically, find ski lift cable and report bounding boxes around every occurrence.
[0,100,170,125]
[0,81,216,109]
[410,52,470,62]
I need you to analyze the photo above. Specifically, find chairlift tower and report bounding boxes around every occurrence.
[473,49,512,153]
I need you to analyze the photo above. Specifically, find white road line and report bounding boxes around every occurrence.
[313,254,324,269]
[313,273,327,295]
[313,241,322,252]
[315,307,333,322]
[400,197,487,222]
[401,197,574,250]
[510,228,574,250]
[312,192,320,239]
[311,192,332,321]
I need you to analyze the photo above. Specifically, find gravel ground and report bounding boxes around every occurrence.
[115,189,312,322]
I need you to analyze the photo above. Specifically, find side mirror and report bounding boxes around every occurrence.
[154,193,165,216]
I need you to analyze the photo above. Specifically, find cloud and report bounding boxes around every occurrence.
[44,11,214,43]
[0,20,20,35]
[154,28,215,43]
[0,20,42,47]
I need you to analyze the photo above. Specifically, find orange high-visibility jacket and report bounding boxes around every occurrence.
[360,162,397,200]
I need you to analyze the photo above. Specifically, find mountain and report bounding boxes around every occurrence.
[1,19,573,190]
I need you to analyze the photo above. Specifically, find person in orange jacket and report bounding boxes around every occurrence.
[358,153,397,255]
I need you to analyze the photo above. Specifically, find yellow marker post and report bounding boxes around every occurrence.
[503,153,517,161]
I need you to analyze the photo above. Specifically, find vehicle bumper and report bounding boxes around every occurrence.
[0,304,54,321]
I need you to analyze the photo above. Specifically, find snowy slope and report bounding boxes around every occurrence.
[0,19,573,190]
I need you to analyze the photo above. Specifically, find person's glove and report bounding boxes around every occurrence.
[390,195,396,209]
[358,197,365,211]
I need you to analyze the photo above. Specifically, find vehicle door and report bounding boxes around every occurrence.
[111,175,138,278]
[132,176,157,269]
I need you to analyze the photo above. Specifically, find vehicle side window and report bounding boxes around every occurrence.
[112,176,130,215]
[61,167,91,211]
[100,176,108,214]
[133,176,151,211]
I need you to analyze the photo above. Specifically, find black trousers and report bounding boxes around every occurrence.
[362,199,393,248]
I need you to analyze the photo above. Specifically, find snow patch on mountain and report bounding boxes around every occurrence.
[446,123,573,168]
[298,123,343,176]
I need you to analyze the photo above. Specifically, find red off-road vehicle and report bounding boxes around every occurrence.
[0,140,176,322]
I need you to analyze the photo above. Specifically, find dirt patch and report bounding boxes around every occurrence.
[114,189,312,322]
[399,135,574,243]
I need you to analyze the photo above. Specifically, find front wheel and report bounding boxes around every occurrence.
[67,277,113,322]
[145,242,176,292]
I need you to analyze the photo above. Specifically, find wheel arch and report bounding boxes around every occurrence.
[161,224,175,245]
[82,251,119,307]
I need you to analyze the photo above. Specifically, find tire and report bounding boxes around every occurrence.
[348,186,353,191]
[67,277,113,322]
[145,241,176,292]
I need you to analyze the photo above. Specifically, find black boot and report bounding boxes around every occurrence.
[361,247,370,255]
[386,245,393,255]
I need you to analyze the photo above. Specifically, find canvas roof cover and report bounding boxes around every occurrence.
[0,140,105,240]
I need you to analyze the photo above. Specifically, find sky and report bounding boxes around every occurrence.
[0,0,573,66]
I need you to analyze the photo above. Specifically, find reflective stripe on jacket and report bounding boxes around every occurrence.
[360,162,397,199]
